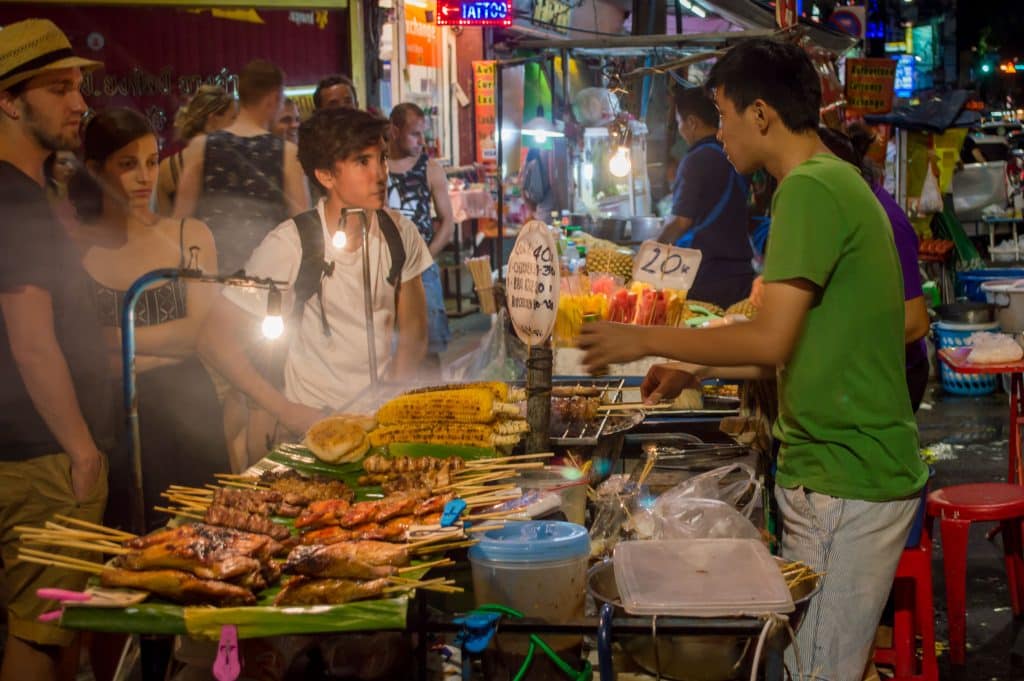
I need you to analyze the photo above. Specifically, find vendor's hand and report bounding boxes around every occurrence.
[640,363,703,404]
[69,449,104,503]
[576,322,647,375]
[749,276,765,309]
[279,402,324,437]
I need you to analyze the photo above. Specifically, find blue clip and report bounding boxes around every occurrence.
[453,611,503,654]
[441,498,467,527]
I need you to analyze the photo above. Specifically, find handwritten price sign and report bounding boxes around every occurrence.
[507,220,560,346]
[631,240,702,291]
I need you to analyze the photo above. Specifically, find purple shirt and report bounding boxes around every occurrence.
[873,184,927,368]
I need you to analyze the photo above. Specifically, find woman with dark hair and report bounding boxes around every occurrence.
[68,107,228,530]
[818,124,931,412]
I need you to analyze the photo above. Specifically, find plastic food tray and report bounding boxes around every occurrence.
[613,539,794,617]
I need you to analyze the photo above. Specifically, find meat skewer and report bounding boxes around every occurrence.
[99,568,257,606]
[204,505,292,542]
[284,540,411,579]
[274,576,390,606]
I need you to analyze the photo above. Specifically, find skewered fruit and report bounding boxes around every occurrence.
[376,388,520,425]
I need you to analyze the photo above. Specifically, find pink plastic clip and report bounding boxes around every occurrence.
[37,610,63,623]
[37,588,91,602]
[213,624,241,681]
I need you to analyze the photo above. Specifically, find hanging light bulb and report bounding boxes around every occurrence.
[608,146,631,178]
[261,285,284,340]
[332,229,347,249]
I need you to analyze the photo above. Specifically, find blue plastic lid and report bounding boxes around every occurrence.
[468,521,589,563]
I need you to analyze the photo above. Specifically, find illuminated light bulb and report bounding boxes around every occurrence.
[262,285,284,340]
[332,230,347,249]
[608,146,631,178]
[261,314,284,340]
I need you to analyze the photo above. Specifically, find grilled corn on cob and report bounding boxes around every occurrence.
[369,423,522,448]
[376,388,519,425]
[403,381,525,402]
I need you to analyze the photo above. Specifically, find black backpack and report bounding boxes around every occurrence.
[290,208,407,337]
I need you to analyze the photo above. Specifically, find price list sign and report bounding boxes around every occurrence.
[507,220,560,346]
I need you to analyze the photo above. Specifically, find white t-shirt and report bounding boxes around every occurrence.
[223,200,433,409]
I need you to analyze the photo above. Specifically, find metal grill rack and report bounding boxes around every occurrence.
[550,377,629,446]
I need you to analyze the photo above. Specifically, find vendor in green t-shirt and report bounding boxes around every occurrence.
[578,38,927,681]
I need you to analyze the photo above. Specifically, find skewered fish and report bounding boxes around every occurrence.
[274,576,390,606]
[284,540,410,579]
[100,568,257,606]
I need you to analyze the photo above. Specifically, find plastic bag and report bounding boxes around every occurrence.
[919,167,943,215]
[652,497,761,541]
[656,462,761,518]
[445,309,522,383]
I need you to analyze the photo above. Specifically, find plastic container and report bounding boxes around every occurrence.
[613,539,794,617]
[933,321,999,395]
[468,521,590,657]
[981,278,1024,333]
[515,466,589,525]
[956,268,1024,302]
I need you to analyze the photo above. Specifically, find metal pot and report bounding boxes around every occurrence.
[934,302,997,325]
[593,218,627,242]
[587,557,819,681]
[627,216,664,242]
[981,279,1024,333]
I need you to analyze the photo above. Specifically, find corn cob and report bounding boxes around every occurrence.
[368,423,522,448]
[403,381,525,402]
[376,388,520,425]
[493,420,529,435]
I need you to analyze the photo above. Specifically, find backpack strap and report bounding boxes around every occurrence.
[292,208,332,336]
[375,209,406,288]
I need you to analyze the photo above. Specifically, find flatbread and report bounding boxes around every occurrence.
[305,416,369,464]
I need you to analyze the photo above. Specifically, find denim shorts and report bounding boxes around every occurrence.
[421,263,450,354]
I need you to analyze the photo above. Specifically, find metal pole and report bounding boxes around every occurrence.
[496,63,504,281]
[121,268,182,534]
[342,208,380,389]
[562,48,572,214]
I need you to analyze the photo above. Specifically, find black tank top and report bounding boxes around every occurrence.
[196,131,287,273]
[387,153,433,244]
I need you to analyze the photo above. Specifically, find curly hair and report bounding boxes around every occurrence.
[297,108,389,191]
[173,85,234,141]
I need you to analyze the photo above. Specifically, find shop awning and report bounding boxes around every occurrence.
[693,0,857,54]
[865,90,982,133]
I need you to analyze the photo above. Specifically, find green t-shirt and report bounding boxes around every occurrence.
[764,154,927,501]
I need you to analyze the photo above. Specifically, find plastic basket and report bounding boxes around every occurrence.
[956,268,1024,302]
[933,321,999,396]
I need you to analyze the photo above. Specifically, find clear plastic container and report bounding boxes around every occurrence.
[516,466,589,525]
[613,538,794,617]
[469,522,590,655]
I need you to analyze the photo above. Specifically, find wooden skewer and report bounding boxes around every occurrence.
[168,485,212,496]
[21,536,129,555]
[405,534,460,550]
[455,483,517,496]
[19,547,108,572]
[161,495,209,511]
[17,525,118,544]
[219,479,264,490]
[465,452,554,467]
[445,471,511,488]
[463,522,504,533]
[18,554,105,576]
[45,522,129,541]
[52,515,135,541]
[214,473,262,483]
[154,506,205,521]
[411,539,478,555]
[463,509,522,521]
[382,577,462,594]
[396,557,453,574]
[462,491,521,507]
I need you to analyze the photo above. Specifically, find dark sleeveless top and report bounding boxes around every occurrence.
[387,153,433,244]
[92,220,189,328]
[196,130,287,274]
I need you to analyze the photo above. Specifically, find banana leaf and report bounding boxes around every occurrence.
[59,597,409,639]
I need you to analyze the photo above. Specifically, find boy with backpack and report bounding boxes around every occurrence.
[198,108,431,447]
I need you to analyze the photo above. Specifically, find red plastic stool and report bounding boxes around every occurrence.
[873,522,938,680]
[926,483,1024,665]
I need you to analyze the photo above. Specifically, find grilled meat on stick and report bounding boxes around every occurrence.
[300,512,444,546]
[122,524,282,563]
[212,487,304,518]
[260,470,354,503]
[285,541,410,579]
[362,454,466,475]
[274,577,390,606]
[204,505,292,541]
[295,492,427,530]
[100,568,257,606]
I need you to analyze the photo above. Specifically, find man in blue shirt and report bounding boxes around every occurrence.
[659,86,754,307]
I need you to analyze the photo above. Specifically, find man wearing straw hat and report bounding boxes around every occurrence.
[0,19,111,679]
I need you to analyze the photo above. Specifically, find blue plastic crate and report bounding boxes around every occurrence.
[933,321,999,396]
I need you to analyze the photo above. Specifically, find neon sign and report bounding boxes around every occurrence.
[436,0,513,26]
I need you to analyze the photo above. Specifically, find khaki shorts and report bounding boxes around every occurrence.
[0,453,108,646]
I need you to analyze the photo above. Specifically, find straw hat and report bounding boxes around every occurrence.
[0,19,101,93]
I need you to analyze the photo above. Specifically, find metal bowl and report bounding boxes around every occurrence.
[934,302,996,324]
[628,216,664,242]
[587,556,819,680]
